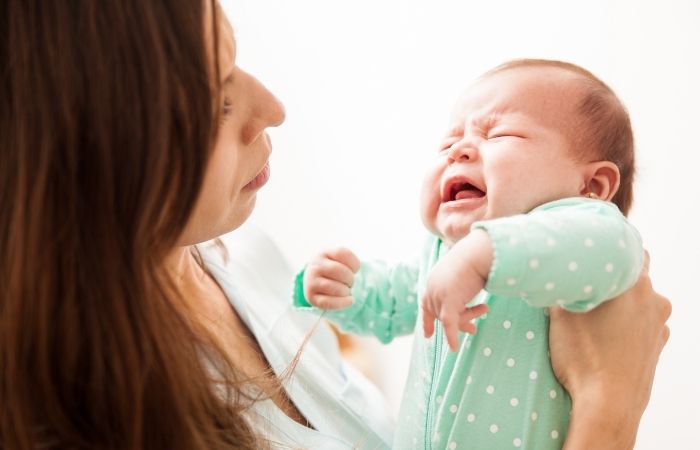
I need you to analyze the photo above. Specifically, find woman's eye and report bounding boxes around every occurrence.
[222,97,233,117]
[218,97,233,126]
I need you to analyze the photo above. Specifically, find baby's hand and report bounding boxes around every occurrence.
[421,230,493,352]
[303,247,361,310]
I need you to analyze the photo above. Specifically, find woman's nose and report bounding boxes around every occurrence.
[240,72,286,145]
[255,78,285,128]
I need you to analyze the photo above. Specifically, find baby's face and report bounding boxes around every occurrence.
[420,67,589,246]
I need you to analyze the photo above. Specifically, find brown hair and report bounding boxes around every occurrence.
[1,1,265,448]
[485,59,636,215]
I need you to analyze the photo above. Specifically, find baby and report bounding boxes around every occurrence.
[294,59,644,449]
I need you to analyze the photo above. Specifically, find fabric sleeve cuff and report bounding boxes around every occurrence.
[471,217,528,298]
[292,267,314,309]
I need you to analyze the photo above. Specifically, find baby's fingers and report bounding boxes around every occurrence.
[457,304,489,335]
[441,315,460,352]
[323,247,361,273]
[309,294,355,310]
[306,277,352,298]
[421,300,436,338]
[307,258,355,287]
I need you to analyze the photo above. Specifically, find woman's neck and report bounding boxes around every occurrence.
[163,246,231,330]
[164,246,208,287]
[162,245,312,428]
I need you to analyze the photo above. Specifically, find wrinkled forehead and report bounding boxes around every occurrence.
[449,67,583,130]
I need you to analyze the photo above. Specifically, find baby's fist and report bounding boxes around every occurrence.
[303,247,361,310]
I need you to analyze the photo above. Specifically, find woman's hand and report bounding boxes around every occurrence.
[549,251,671,450]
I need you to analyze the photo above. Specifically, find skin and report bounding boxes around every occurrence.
[175,4,285,248]
[420,67,619,246]
[552,252,671,450]
[303,237,670,450]
[164,3,312,426]
[307,67,624,350]
[303,67,670,447]
[160,2,670,446]
[420,68,622,349]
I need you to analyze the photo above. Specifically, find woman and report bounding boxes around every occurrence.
[0,1,670,449]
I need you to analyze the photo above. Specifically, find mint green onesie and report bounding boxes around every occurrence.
[294,198,644,450]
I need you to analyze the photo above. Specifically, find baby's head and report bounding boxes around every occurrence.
[420,59,635,246]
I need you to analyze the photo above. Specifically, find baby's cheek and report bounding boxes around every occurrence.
[418,184,439,230]
[418,194,436,224]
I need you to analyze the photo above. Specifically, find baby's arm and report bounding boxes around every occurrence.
[421,229,493,351]
[294,248,423,343]
[422,198,644,350]
[476,198,644,310]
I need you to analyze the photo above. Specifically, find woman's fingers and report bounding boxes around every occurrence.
[641,249,650,275]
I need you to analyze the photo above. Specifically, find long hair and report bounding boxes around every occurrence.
[0,1,263,448]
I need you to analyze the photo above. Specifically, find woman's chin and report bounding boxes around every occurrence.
[176,196,258,246]
[226,196,258,232]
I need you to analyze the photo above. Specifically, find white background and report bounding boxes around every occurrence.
[222,0,700,447]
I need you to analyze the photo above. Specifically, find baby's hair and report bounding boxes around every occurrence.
[484,59,635,215]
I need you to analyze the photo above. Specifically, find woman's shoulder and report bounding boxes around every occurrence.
[196,224,394,449]
[196,222,297,322]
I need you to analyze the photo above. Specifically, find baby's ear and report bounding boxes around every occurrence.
[580,161,621,201]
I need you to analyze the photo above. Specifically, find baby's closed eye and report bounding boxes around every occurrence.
[486,127,526,140]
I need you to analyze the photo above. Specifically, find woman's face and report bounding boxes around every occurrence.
[178,3,285,246]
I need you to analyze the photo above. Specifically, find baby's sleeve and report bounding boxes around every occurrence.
[471,198,644,312]
[293,260,419,343]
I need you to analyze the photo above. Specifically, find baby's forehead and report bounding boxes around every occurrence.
[449,67,583,128]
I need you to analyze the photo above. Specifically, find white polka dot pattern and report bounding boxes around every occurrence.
[339,199,645,450]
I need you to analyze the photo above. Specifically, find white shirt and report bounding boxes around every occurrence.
[197,223,393,449]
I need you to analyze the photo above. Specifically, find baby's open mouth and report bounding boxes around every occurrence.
[448,182,486,201]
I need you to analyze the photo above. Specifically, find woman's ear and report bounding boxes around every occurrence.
[580,161,621,201]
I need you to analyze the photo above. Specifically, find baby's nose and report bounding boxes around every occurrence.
[448,137,480,162]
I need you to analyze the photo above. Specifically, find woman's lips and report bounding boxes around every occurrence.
[244,161,270,190]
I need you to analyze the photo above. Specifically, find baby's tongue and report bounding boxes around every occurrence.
[455,189,483,200]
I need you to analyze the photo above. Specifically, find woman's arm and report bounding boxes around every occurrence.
[549,252,671,450]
